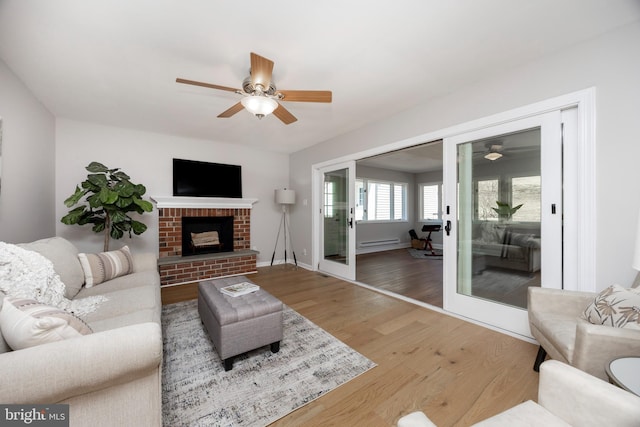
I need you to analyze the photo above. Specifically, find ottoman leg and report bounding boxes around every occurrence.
[270,341,280,353]
[223,357,234,371]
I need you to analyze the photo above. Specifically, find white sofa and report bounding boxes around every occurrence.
[0,237,162,427]
[397,360,640,427]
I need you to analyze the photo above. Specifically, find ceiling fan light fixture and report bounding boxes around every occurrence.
[241,95,278,118]
[484,152,503,161]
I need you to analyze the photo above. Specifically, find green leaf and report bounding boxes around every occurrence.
[92,223,106,233]
[110,227,124,240]
[87,193,103,208]
[88,173,108,188]
[99,187,119,204]
[114,181,135,197]
[112,171,131,181]
[133,198,153,212]
[133,184,147,196]
[110,210,128,224]
[131,220,147,235]
[60,206,87,225]
[63,186,88,207]
[116,196,133,208]
[86,162,109,173]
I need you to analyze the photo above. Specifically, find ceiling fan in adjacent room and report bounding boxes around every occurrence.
[176,52,332,125]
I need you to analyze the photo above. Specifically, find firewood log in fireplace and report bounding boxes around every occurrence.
[190,231,222,250]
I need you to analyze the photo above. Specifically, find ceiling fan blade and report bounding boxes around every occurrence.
[272,103,297,125]
[250,52,274,91]
[277,90,332,103]
[217,102,245,118]
[176,78,239,93]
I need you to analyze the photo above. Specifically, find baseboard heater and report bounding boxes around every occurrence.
[359,238,400,248]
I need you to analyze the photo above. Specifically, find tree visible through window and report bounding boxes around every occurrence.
[512,176,541,221]
[477,179,499,220]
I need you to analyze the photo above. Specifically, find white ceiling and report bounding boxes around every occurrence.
[1,1,639,154]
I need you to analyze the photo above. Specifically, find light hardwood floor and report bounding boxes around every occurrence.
[162,266,540,426]
[356,248,541,309]
[356,248,444,306]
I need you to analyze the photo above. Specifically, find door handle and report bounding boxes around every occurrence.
[444,220,452,236]
[348,217,353,229]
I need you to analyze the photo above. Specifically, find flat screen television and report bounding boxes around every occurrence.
[173,158,242,198]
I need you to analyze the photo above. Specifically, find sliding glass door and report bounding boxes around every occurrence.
[318,161,356,280]
[443,112,562,337]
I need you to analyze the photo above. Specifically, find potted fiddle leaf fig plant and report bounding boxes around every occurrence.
[61,162,154,251]
[492,201,523,221]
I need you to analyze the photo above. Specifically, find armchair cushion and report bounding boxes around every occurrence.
[582,284,640,330]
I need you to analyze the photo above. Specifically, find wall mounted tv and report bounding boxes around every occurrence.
[173,158,242,198]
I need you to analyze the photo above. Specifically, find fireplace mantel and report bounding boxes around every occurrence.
[151,196,258,209]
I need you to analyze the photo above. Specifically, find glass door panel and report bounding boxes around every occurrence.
[444,112,562,338]
[318,161,356,279]
[457,127,542,309]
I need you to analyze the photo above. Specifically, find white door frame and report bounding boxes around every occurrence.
[312,160,357,280]
[442,111,563,338]
[310,88,595,293]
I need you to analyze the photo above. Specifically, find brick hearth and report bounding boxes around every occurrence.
[152,197,258,286]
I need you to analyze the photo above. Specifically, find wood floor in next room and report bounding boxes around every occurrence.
[356,248,444,307]
[162,266,540,426]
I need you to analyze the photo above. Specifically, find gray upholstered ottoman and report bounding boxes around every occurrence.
[197,276,283,371]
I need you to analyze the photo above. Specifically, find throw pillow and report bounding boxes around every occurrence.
[78,246,134,288]
[0,296,92,350]
[582,284,640,330]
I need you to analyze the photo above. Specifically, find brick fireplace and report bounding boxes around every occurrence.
[152,196,258,286]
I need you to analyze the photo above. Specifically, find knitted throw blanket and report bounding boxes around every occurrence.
[0,242,106,317]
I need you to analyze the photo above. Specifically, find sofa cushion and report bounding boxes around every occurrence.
[18,237,85,299]
[0,296,92,350]
[81,283,161,326]
[75,270,160,297]
[78,246,134,288]
[582,284,640,330]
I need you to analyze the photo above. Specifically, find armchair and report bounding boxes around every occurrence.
[528,286,640,380]
[397,360,640,426]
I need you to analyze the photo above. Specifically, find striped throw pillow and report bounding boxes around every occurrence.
[0,297,92,350]
[78,246,134,288]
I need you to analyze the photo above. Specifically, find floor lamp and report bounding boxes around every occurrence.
[271,188,297,267]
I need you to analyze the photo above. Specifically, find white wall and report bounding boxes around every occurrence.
[55,118,290,265]
[290,21,640,291]
[0,59,56,242]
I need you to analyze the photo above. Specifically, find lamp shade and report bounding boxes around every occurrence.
[241,96,278,117]
[275,189,296,205]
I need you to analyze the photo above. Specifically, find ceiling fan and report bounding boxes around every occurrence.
[176,52,332,125]
[473,140,537,161]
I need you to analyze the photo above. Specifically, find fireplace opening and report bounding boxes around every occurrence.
[182,216,234,256]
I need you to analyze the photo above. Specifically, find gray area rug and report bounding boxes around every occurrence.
[162,300,377,426]
[471,268,532,294]
[407,247,443,258]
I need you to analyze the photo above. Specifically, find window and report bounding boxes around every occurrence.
[356,178,407,222]
[474,175,541,222]
[324,181,335,218]
[420,183,441,220]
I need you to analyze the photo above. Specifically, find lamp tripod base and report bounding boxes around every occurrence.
[270,209,297,268]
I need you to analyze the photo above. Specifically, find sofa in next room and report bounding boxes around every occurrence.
[472,222,541,274]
